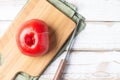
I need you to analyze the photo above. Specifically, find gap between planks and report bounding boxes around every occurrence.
[65,49,120,52]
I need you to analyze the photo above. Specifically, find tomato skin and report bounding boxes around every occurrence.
[16,19,49,57]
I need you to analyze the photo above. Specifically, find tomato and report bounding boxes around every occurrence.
[16,19,49,57]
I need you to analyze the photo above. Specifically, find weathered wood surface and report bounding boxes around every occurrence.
[0,0,120,21]
[0,0,120,80]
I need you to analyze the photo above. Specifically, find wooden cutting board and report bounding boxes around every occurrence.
[0,0,75,80]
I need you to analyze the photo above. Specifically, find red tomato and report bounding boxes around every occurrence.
[16,19,49,57]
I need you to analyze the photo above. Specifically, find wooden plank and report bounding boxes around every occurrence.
[39,51,120,79]
[72,22,120,50]
[0,0,75,80]
[0,0,120,21]
[67,0,120,21]
[0,5,24,20]
[39,73,120,80]
[0,0,27,20]
[44,51,120,73]
[0,0,27,5]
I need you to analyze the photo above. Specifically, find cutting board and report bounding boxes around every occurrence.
[0,0,75,80]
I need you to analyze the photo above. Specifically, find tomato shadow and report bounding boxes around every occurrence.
[47,26,57,52]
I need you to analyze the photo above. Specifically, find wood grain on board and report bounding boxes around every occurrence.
[0,0,75,80]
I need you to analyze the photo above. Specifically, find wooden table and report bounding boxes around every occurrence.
[0,0,120,80]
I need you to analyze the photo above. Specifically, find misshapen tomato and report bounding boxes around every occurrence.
[16,19,49,57]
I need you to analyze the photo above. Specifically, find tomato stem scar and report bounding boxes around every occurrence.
[25,32,35,47]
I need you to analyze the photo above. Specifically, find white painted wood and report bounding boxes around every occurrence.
[0,6,22,20]
[67,0,120,21]
[72,22,120,50]
[0,0,27,20]
[44,51,120,74]
[39,73,120,80]
[1,0,120,80]
[41,51,120,79]
[0,0,120,21]
[0,0,27,5]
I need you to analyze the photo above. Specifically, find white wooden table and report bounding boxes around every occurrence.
[0,0,120,80]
